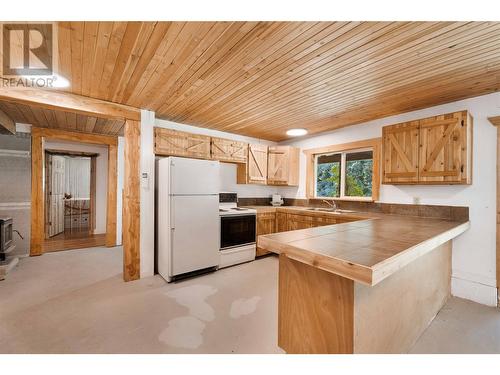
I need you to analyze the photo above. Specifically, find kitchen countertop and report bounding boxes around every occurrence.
[251,205,470,286]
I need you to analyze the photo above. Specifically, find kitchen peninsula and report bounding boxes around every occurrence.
[256,206,470,354]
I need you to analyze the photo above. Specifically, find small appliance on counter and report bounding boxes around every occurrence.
[271,194,284,206]
[219,192,256,268]
[157,157,221,282]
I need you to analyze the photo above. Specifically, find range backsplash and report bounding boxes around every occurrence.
[237,197,468,222]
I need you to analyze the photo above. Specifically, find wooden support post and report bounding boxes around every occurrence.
[30,133,44,256]
[122,120,141,281]
[106,144,117,247]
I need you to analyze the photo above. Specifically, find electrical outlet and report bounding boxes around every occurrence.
[413,197,421,205]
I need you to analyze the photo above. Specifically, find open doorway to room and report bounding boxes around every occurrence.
[43,149,104,252]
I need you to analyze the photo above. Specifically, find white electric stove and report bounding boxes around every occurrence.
[218,193,256,268]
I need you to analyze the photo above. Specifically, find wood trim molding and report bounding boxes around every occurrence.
[32,126,117,146]
[30,128,118,260]
[0,107,16,134]
[122,120,141,281]
[304,138,381,201]
[0,88,140,121]
[45,149,99,157]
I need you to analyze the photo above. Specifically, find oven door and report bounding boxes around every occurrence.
[220,214,256,250]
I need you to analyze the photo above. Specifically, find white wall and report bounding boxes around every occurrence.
[116,136,124,246]
[44,140,108,234]
[140,110,156,278]
[279,92,500,306]
[155,119,281,199]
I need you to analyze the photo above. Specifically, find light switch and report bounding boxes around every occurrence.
[141,172,149,189]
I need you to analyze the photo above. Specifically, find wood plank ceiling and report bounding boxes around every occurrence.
[0,99,125,135]
[52,21,500,141]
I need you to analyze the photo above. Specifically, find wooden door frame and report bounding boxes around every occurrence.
[488,116,500,305]
[3,88,141,282]
[43,149,99,239]
[31,127,118,256]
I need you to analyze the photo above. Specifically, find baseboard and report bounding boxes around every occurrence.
[451,276,498,307]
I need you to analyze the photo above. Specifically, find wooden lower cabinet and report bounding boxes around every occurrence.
[256,212,276,257]
[276,212,287,232]
[256,210,360,257]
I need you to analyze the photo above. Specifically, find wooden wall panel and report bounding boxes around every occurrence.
[122,120,141,281]
[354,241,451,353]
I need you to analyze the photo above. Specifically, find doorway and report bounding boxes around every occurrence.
[43,150,104,252]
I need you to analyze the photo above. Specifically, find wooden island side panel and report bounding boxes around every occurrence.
[277,241,452,354]
[353,241,451,353]
[279,254,354,354]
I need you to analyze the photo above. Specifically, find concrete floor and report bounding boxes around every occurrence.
[0,246,499,354]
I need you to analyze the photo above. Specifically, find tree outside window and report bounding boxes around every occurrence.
[315,150,373,198]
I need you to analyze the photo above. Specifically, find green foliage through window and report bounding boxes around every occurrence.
[316,150,373,198]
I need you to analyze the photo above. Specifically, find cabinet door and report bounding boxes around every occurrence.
[267,146,290,185]
[382,120,419,184]
[256,212,276,256]
[211,137,248,163]
[419,111,471,184]
[276,212,287,232]
[247,144,268,184]
[287,214,314,230]
[154,128,211,159]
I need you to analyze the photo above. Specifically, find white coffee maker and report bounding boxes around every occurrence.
[271,194,284,207]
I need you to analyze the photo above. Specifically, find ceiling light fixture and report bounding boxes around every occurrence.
[286,128,308,137]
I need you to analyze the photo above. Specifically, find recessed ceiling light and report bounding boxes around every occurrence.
[286,128,308,137]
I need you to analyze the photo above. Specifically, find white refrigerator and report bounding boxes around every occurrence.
[157,157,220,282]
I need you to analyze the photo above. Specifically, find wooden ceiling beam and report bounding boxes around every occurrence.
[0,88,140,121]
[0,107,16,134]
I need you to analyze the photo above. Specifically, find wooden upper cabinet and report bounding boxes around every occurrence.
[419,111,472,184]
[267,146,300,186]
[211,137,248,164]
[247,144,268,184]
[154,128,211,159]
[382,110,472,185]
[382,120,420,184]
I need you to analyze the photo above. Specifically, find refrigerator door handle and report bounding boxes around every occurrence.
[170,198,175,230]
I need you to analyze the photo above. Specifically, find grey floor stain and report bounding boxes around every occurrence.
[165,284,218,322]
[160,284,219,349]
[230,296,261,319]
[158,316,206,349]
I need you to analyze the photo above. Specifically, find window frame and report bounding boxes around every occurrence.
[314,147,374,200]
[304,138,381,202]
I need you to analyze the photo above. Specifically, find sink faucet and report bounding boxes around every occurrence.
[322,199,337,210]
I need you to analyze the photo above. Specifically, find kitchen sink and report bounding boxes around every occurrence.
[306,208,356,214]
